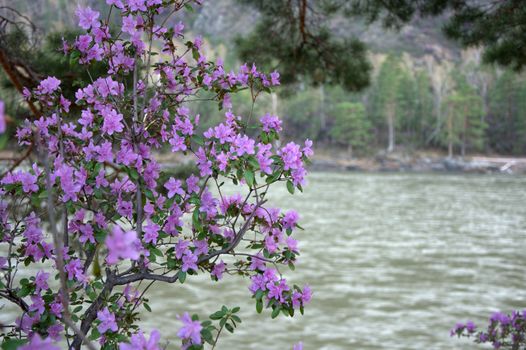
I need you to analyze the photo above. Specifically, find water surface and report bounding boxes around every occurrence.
[2,172,525,349]
[141,172,526,350]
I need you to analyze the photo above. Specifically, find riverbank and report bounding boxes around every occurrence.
[309,149,526,174]
[2,149,526,175]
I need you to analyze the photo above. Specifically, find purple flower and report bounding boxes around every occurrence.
[199,189,218,218]
[19,172,38,193]
[293,342,303,350]
[79,223,95,244]
[279,142,303,170]
[106,226,141,264]
[97,307,118,334]
[260,113,282,132]
[267,278,290,303]
[283,210,299,230]
[182,251,198,272]
[249,274,267,294]
[29,295,45,316]
[249,253,266,271]
[64,258,87,284]
[186,175,200,193]
[119,330,161,350]
[177,312,202,345]
[193,240,209,256]
[212,260,226,280]
[35,270,50,292]
[76,6,100,30]
[169,134,187,152]
[101,108,124,135]
[301,285,312,304]
[38,76,61,94]
[48,323,64,341]
[20,335,59,350]
[270,71,281,86]
[143,220,160,244]
[232,134,255,156]
[175,239,190,259]
[164,177,184,198]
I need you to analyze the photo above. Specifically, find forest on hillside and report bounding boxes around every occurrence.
[1,0,526,157]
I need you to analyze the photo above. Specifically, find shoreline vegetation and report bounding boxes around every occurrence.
[4,149,524,175]
[308,149,526,174]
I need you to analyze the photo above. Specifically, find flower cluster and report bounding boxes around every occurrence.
[0,0,313,349]
[451,310,526,349]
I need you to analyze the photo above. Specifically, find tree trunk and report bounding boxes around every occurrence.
[319,85,326,131]
[447,103,453,158]
[387,105,395,153]
[461,106,467,158]
[271,92,278,116]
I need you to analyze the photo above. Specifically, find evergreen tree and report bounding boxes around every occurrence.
[442,71,486,157]
[235,0,371,91]
[487,71,526,155]
[413,70,436,146]
[329,101,371,155]
[367,54,407,152]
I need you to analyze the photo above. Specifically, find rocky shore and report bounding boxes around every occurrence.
[309,152,526,174]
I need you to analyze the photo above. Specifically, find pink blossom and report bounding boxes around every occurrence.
[38,76,61,94]
[212,260,226,280]
[293,342,303,350]
[35,270,50,292]
[177,312,202,345]
[76,6,100,30]
[143,220,160,244]
[164,177,184,198]
[260,113,282,132]
[101,108,124,135]
[97,307,118,334]
[182,251,198,272]
[119,330,161,350]
[106,226,141,264]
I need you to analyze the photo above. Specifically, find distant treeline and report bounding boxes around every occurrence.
[192,54,526,158]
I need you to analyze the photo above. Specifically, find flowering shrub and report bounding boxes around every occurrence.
[0,1,313,349]
[451,310,526,349]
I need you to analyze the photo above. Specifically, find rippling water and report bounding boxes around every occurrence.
[2,172,526,349]
[141,172,526,350]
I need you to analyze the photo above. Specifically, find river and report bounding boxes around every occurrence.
[140,172,526,350]
[2,172,526,349]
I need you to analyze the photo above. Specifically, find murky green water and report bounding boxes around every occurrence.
[140,172,526,349]
[2,172,526,349]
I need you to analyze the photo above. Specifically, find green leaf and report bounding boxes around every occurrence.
[201,329,214,345]
[144,303,152,312]
[73,305,83,313]
[286,180,295,194]
[225,323,234,333]
[178,271,187,284]
[1,339,28,350]
[244,169,255,187]
[231,306,240,313]
[256,299,263,313]
[193,135,205,146]
[192,208,202,231]
[209,311,225,320]
[271,307,280,319]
